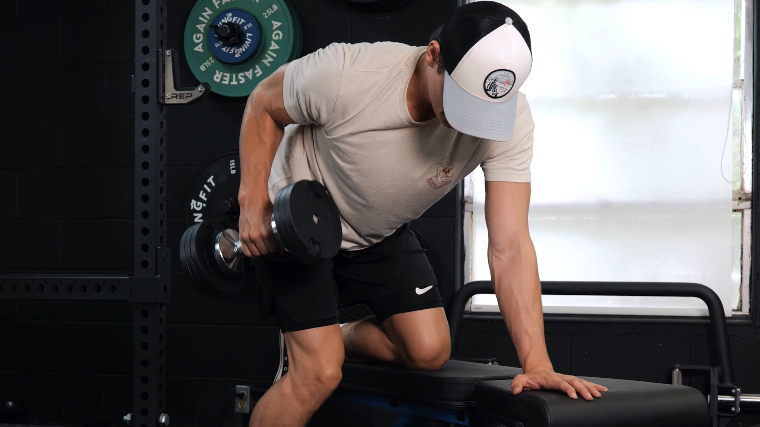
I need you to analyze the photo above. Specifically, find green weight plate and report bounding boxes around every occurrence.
[279,0,302,62]
[184,0,302,97]
[290,8,302,61]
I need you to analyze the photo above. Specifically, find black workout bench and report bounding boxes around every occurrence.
[337,281,736,427]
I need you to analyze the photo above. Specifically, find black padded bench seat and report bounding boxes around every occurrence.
[341,359,522,409]
[475,377,710,427]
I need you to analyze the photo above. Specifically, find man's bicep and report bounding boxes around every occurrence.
[244,65,298,127]
[484,181,532,252]
[258,65,297,125]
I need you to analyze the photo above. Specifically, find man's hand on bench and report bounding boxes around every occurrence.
[511,368,609,401]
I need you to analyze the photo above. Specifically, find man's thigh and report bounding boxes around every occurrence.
[284,324,345,377]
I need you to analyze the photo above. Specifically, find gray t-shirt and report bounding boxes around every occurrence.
[268,42,535,250]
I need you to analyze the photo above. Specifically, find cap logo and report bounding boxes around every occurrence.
[483,69,515,99]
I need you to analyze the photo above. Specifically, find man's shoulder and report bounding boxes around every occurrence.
[316,41,422,72]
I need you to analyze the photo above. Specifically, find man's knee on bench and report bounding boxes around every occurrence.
[398,333,450,370]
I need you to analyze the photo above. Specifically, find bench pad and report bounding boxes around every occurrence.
[340,359,522,409]
[475,377,709,427]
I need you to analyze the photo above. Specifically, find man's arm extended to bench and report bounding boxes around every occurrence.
[484,181,607,401]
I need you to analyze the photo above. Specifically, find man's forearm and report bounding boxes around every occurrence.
[489,239,552,372]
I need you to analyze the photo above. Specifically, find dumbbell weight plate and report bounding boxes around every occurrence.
[181,180,341,295]
[271,183,292,251]
[180,223,204,287]
[277,183,301,256]
[179,224,190,277]
[182,223,213,294]
[278,181,342,264]
[192,220,245,294]
[213,228,244,277]
[185,222,218,295]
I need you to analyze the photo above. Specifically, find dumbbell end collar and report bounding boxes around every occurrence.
[214,229,244,277]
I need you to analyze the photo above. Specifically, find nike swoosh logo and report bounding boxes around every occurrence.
[416,286,434,295]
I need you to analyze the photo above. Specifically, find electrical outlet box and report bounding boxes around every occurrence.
[234,385,251,414]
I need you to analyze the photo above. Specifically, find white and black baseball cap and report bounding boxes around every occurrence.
[440,1,532,142]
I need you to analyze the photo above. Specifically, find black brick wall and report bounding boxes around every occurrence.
[1,1,759,427]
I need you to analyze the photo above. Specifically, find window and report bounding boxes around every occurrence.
[465,0,753,316]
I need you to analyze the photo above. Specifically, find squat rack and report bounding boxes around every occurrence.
[0,0,207,425]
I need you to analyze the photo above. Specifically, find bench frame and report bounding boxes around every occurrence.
[335,280,737,426]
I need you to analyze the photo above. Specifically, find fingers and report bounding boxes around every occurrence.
[511,379,524,395]
[539,374,577,399]
[556,380,578,399]
[239,223,277,258]
[562,377,609,400]
[252,230,271,255]
[567,377,594,400]
[240,229,268,258]
[518,372,609,401]
[265,223,281,254]
[238,201,276,258]
[241,237,260,258]
[511,374,543,394]
[582,379,608,397]
[240,233,276,258]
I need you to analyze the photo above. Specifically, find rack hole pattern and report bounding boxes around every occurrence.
[0,277,129,300]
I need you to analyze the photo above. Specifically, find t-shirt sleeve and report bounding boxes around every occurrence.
[480,93,535,182]
[283,43,346,126]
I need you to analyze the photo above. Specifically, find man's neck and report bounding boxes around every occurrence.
[406,53,436,122]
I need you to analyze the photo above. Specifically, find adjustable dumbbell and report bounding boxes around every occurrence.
[180,180,342,294]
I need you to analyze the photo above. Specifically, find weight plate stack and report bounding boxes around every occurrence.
[184,0,303,97]
[272,182,290,250]
[274,181,342,264]
[180,223,204,288]
[181,220,246,295]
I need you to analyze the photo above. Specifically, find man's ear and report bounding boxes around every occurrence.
[425,41,441,69]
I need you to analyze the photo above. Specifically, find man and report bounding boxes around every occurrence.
[237,2,607,426]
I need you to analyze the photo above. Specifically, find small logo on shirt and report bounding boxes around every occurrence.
[416,286,434,295]
[427,152,455,190]
[484,69,515,99]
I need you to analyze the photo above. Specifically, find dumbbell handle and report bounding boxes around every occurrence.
[233,240,245,257]
[218,213,284,272]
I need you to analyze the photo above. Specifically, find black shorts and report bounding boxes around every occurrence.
[252,223,443,332]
